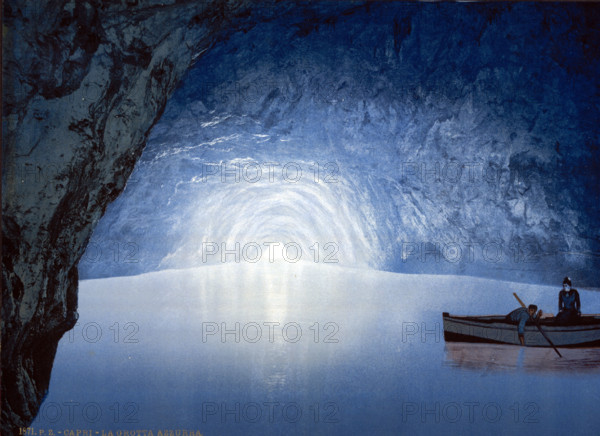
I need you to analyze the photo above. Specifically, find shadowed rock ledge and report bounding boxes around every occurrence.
[3,1,373,431]
[1,0,281,431]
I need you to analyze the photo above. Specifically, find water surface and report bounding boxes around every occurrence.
[33,263,600,435]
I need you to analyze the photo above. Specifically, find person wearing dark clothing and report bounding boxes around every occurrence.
[506,305,539,346]
[556,276,581,324]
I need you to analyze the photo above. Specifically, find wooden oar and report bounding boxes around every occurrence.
[513,292,562,358]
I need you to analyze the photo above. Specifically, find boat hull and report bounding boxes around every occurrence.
[443,313,600,348]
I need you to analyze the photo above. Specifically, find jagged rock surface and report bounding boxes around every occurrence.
[1,0,278,431]
[81,3,600,286]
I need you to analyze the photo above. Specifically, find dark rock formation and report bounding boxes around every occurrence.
[1,0,276,431]
[2,1,373,432]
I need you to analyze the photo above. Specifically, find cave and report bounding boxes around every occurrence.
[3,1,600,434]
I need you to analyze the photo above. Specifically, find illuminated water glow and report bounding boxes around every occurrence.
[33,265,600,434]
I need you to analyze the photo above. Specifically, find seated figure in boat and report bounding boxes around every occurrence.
[556,276,581,324]
[506,304,539,346]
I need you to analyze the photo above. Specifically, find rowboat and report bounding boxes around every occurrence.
[443,312,600,347]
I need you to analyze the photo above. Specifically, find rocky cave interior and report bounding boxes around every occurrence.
[2,0,600,433]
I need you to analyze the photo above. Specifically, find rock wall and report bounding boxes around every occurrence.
[81,2,600,286]
[3,1,374,431]
[1,0,269,431]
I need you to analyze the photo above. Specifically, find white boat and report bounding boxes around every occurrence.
[443,312,600,347]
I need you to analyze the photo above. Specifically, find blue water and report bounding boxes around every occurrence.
[33,263,600,435]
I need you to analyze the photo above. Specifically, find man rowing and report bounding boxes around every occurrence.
[556,276,581,324]
[506,304,540,345]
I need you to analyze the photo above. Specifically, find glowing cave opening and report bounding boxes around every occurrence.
[159,159,382,269]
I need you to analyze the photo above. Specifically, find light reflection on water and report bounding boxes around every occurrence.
[32,264,600,435]
[444,343,600,374]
